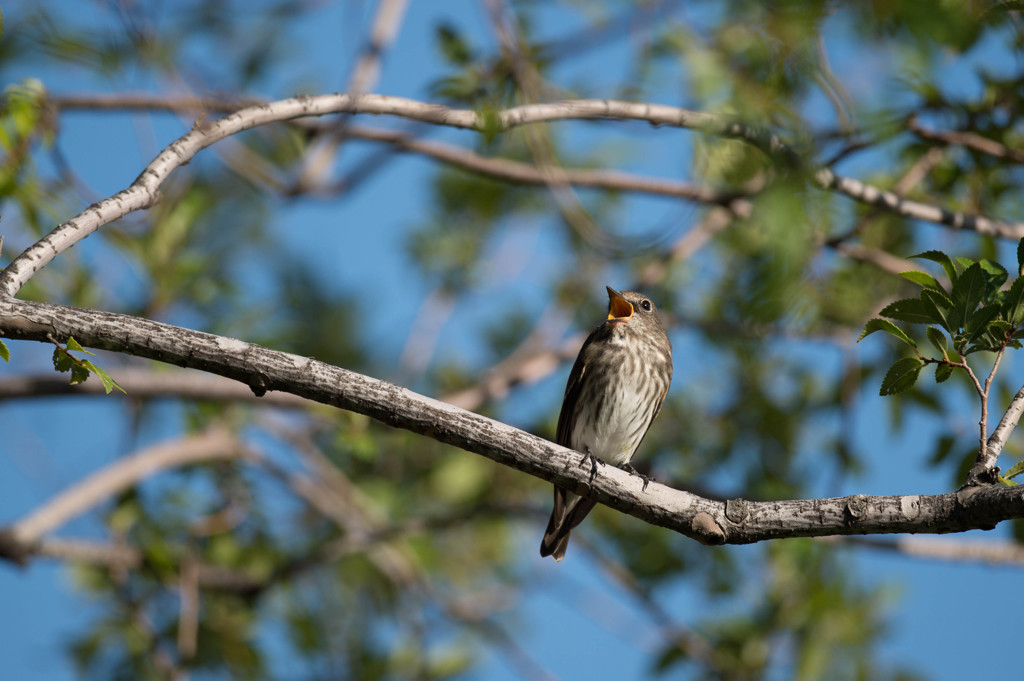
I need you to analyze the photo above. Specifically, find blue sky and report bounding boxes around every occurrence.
[1,1,1022,679]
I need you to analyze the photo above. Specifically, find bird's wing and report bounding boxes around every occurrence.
[555,331,599,448]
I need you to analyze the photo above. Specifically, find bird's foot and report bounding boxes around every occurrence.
[579,447,603,485]
[622,463,654,492]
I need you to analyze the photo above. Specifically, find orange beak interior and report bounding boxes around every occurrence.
[606,288,634,319]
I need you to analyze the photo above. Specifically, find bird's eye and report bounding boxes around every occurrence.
[640,299,652,311]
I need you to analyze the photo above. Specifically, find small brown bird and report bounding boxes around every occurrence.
[540,286,673,561]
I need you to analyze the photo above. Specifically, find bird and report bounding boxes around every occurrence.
[540,286,673,561]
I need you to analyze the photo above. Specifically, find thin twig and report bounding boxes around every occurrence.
[910,115,1024,164]
[963,343,1015,485]
[581,539,724,673]
[177,551,200,664]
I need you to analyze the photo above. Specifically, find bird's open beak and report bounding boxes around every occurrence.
[606,286,633,320]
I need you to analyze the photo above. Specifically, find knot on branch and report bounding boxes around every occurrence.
[844,495,869,523]
[963,464,1001,489]
[690,512,726,545]
[248,373,268,398]
[725,498,749,523]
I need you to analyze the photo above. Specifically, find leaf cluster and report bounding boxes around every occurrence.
[860,241,1024,395]
[51,336,125,394]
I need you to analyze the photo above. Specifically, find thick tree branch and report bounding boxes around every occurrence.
[1,295,1023,545]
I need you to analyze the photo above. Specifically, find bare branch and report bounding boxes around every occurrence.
[581,539,723,671]
[0,368,316,407]
[344,125,733,203]
[49,92,258,113]
[829,535,1024,567]
[910,115,1024,164]
[10,427,242,546]
[967,382,1024,486]
[441,332,584,411]
[14,93,1019,296]
[817,168,1022,239]
[292,0,411,192]
[1,296,1023,545]
[177,552,200,664]
[829,242,920,278]
[346,0,411,97]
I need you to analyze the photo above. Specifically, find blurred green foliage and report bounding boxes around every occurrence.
[1,1,1023,680]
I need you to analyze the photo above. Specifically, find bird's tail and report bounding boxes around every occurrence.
[539,486,598,561]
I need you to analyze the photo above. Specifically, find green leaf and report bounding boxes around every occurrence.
[82,360,126,395]
[0,339,9,362]
[920,289,953,332]
[986,319,1013,341]
[966,303,1001,341]
[858,318,917,346]
[928,435,957,465]
[935,362,954,383]
[69,364,90,386]
[879,298,943,325]
[949,262,986,330]
[926,326,948,356]
[978,259,1008,299]
[65,336,94,355]
[880,357,924,396]
[479,107,503,144]
[955,256,976,272]
[899,270,944,291]
[53,347,74,373]
[1005,276,1024,324]
[911,250,958,284]
[436,23,473,66]
[1004,459,1024,481]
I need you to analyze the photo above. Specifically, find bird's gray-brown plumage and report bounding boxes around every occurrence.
[540,287,673,561]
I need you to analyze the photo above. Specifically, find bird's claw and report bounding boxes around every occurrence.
[622,463,654,492]
[579,447,603,485]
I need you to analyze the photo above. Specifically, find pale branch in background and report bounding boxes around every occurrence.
[0,295,1022,546]
[292,0,411,193]
[341,125,736,204]
[442,332,585,411]
[909,115,1024,164]
[827,535,1024,567]
[7,428,243,548]
[829,242,921,278]
[483,0,622,252]
[10,93,1022,296]
[0,368,317,407]
[580,538,724,672]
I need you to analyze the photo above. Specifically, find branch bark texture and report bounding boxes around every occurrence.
[1,295,1022,546]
